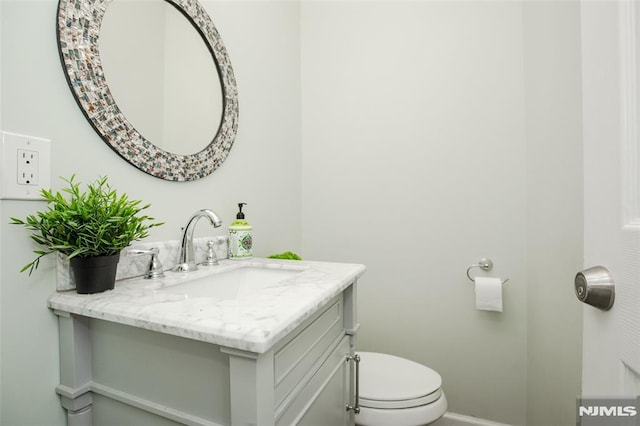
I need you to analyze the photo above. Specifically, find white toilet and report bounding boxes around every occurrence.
[355,352,447,426]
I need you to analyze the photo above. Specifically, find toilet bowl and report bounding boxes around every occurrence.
[355,352,447,426]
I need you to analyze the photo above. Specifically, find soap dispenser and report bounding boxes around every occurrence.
[228,203,252,260]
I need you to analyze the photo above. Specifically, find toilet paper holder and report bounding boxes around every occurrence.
[466,258,509,285]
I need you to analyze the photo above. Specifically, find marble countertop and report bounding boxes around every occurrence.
[48,258,366,353]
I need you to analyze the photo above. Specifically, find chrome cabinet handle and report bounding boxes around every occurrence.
[346,354,361,414]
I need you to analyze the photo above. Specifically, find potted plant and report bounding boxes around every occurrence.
[11,174,163,294]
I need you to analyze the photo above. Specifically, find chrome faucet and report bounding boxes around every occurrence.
[174,209,223,272]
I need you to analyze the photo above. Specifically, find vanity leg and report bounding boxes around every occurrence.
[67,407,92,426]
[54,311,93,426]
[222,347,275,426]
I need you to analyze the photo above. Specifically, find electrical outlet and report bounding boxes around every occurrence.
[17,149,39,185]
[1,131,51,200]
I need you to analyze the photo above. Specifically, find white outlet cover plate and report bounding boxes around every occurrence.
[0,131,51,200]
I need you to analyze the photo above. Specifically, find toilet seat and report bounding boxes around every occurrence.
[358,352,443,409]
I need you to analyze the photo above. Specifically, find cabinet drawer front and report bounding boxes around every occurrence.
[274,296,344,407]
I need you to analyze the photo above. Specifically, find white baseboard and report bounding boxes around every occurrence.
[443,412,514,426]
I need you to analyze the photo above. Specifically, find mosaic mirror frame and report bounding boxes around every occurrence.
[56,0,239,181]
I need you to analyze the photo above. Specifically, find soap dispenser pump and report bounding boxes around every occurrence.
[228,203,252,260]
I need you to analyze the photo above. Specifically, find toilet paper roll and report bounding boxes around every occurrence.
[475,277,503,312]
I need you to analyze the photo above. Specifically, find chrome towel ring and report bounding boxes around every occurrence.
[466,258,509,285]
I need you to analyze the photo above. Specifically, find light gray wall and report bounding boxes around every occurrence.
[300,1,582,425]
[523,2,583,425]
[0,1,301,424]
[1,3,72,423]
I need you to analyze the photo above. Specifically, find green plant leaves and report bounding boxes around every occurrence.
[10,174,163,275]
[267,251,302,260]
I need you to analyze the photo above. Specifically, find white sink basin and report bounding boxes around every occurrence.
[159,266,303,300]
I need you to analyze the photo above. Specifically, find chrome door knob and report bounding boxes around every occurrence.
[575,266,615,311]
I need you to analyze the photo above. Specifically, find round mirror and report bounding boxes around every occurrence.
[99,0,223,156]
[56,0,239,181]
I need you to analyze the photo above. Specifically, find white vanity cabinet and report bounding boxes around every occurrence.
[52,278,360,426]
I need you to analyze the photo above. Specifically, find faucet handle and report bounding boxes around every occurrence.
[200,239,222,266]
[126,247,165,279]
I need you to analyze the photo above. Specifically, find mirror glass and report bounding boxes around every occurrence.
[99,0,222,156]
[56,0,239,181]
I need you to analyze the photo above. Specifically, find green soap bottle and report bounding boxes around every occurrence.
[228,203,252,260]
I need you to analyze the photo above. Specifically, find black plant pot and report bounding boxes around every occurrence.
[70,253,120,294]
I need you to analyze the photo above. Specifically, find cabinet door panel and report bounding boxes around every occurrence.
[277,336,351,426]
[274,298,344,406]
[296,358,349,426]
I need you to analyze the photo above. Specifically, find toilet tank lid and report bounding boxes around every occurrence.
[357,352,442,402]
